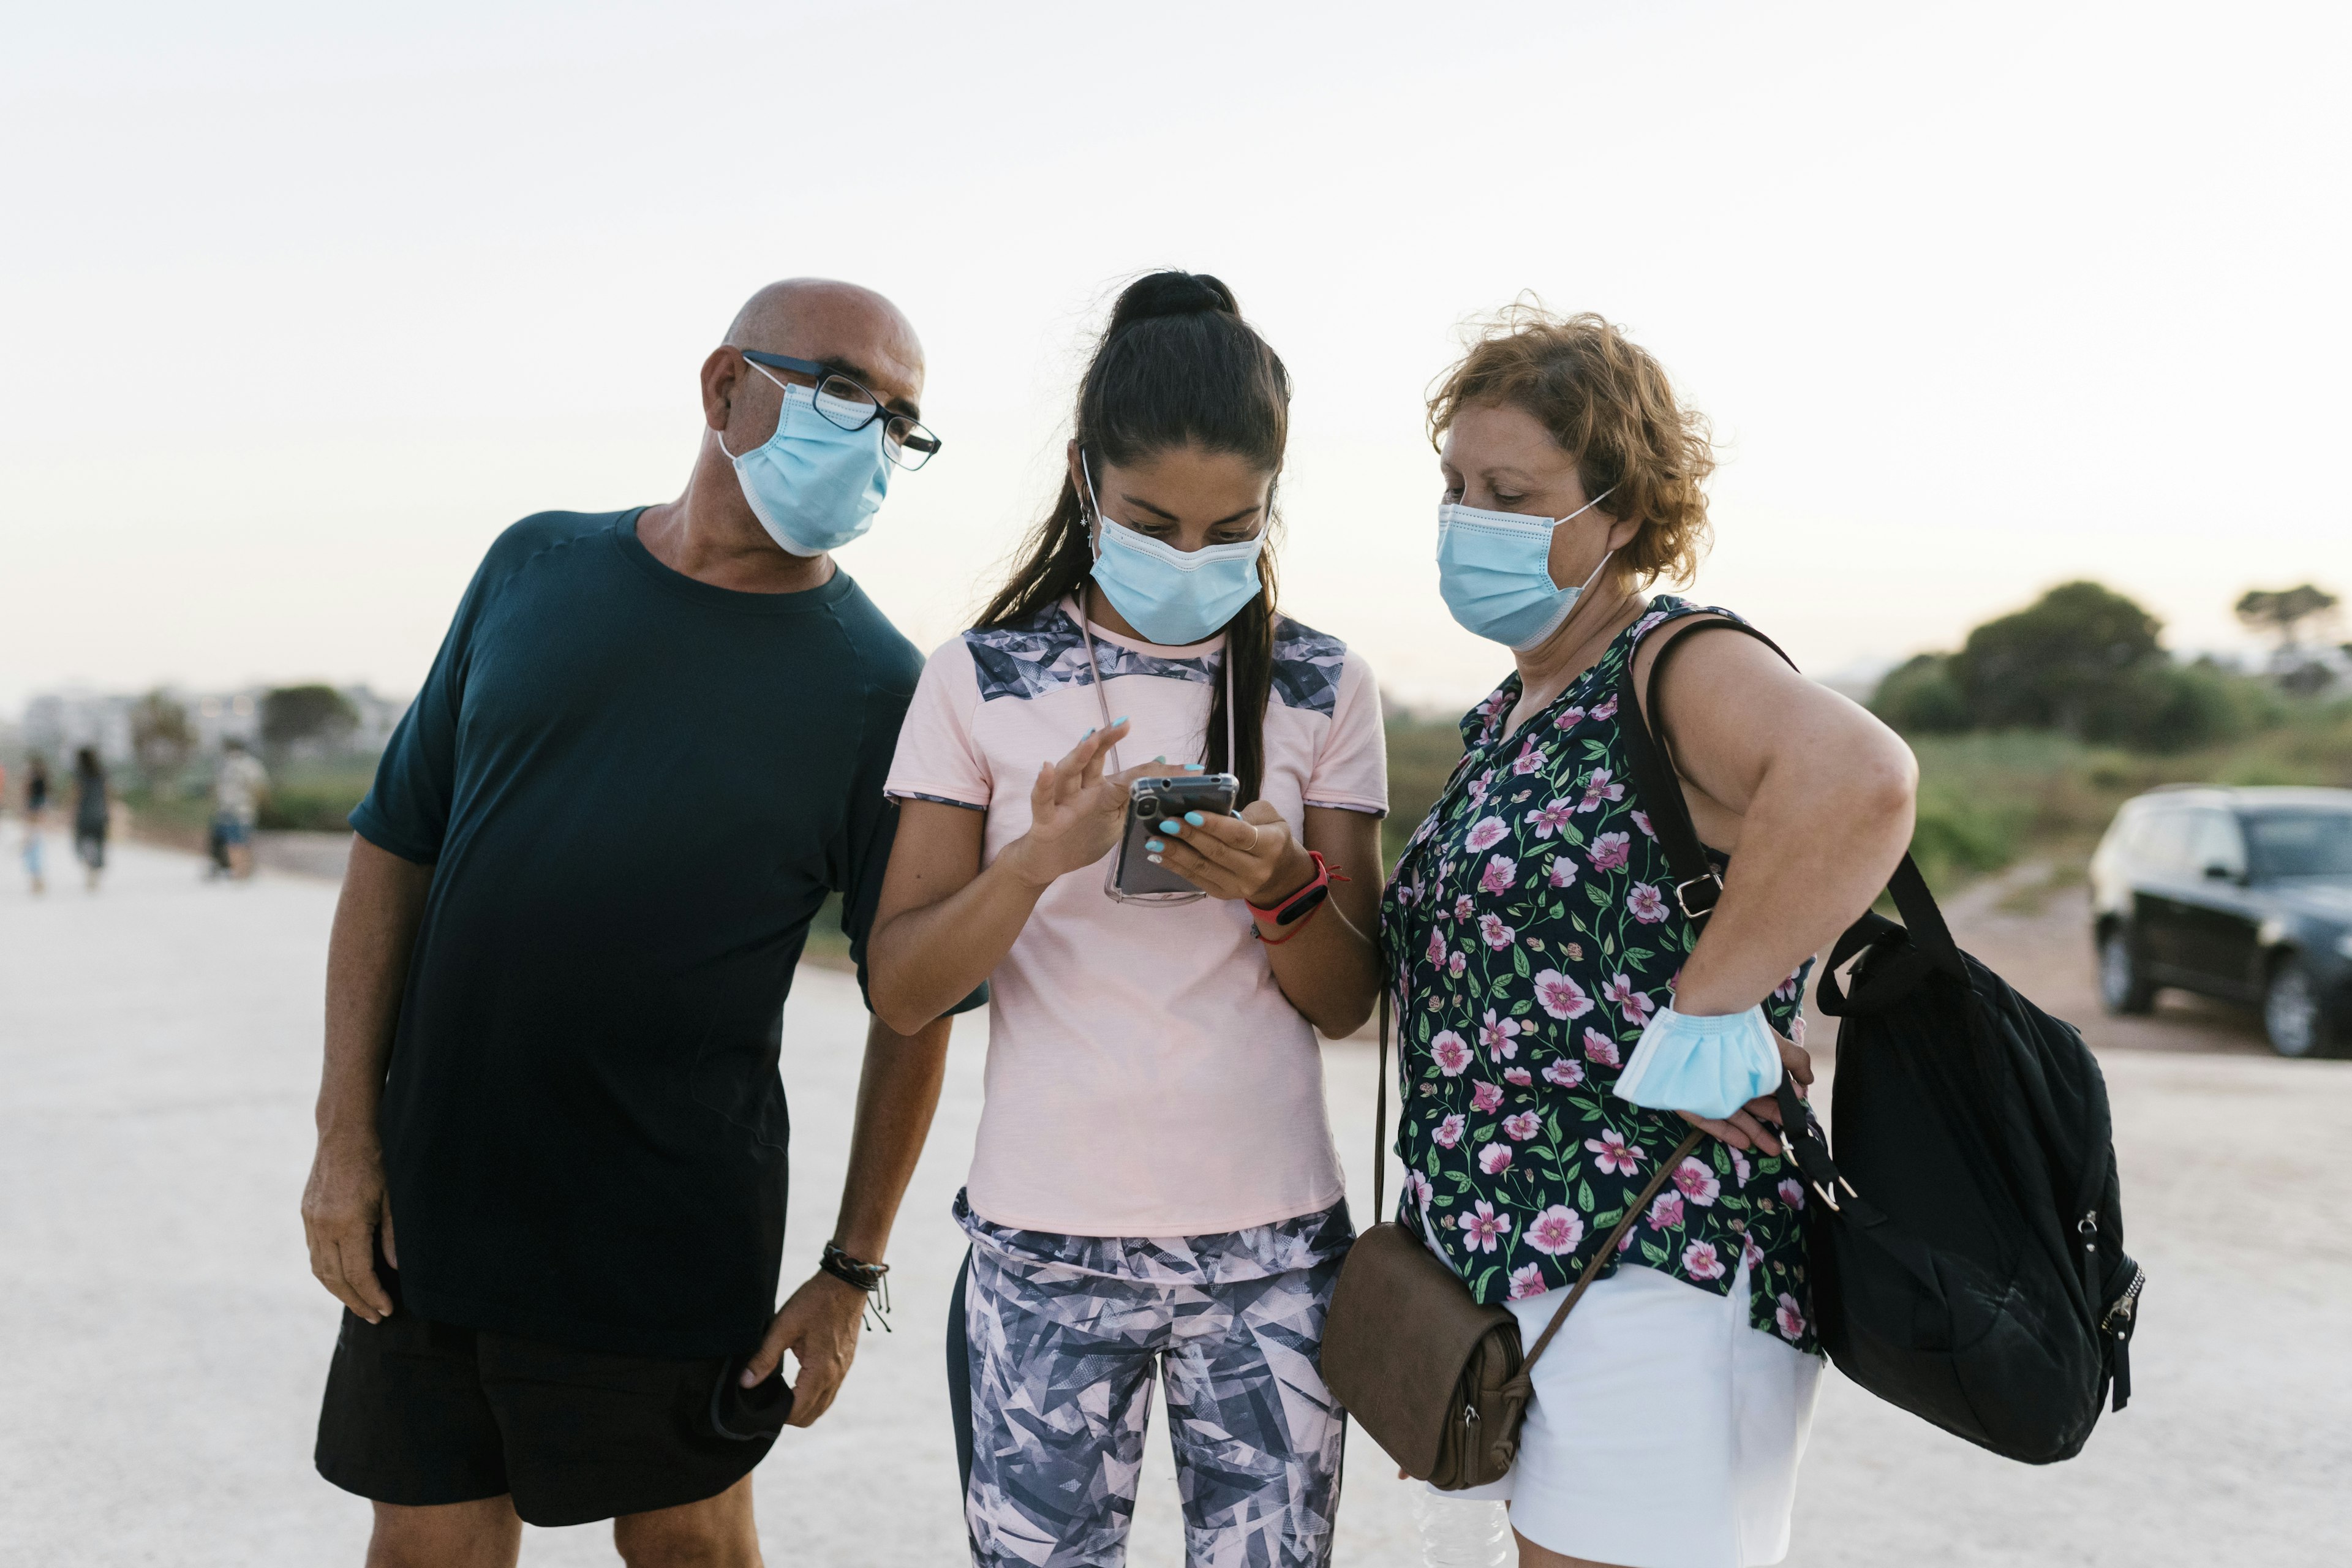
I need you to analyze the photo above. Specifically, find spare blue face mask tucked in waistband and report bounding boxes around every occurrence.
[1612,1004,1783,1121]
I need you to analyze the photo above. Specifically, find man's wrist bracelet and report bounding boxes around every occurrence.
[820,1242,894,1331]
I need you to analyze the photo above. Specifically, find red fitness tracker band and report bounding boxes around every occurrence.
[1249,851,1334,943]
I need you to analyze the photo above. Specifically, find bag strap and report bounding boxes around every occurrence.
[1613,614,1964,974]
[1374,984,1390,1219]
[1515,1128,1706,1379]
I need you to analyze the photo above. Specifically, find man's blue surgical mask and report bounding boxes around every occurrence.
[722,365,891,557]
[1435,486,1618,649]
[1084,456,1265,646]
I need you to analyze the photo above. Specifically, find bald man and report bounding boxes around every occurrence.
[299,281,978,1567]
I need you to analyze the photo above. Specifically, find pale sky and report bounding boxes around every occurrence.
[5,1,2346,713]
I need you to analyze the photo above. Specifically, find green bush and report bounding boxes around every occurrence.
[1871,654,1969,734]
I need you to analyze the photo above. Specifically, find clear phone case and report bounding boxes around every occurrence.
[1105,774,1239,905]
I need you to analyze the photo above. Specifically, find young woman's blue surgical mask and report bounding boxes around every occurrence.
[1435,486,1618,650]
[1084,456,1265,646]
[721,364,892,557]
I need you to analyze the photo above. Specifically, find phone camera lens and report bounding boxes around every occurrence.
[1136,795,1160,817]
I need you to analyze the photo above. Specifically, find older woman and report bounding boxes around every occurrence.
[1381,309,1917,1568]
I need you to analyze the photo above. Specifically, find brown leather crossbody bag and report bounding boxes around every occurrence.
[1321,989,1701,1488]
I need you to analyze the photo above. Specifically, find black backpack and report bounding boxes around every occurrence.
[1618,617,2144,1464]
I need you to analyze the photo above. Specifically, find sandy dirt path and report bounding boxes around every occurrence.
[1,841,2342,1565]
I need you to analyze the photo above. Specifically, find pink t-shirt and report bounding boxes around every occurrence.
[884,598,1388,1237]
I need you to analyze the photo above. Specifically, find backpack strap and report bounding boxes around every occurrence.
[1613,616,1795,924]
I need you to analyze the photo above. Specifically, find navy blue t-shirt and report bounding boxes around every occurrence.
[354,508,968,1359]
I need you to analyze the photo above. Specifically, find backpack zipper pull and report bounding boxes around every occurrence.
[2076,1210,2100,1305]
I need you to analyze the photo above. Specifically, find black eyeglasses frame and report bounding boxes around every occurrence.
[738,349,941,469]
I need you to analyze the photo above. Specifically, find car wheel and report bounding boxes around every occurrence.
[2098,927,2155,1016]
[2263,957,2339,1058]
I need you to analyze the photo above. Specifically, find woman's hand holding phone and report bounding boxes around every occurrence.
[1149,799,1316,907]
[1001,720,1156,891]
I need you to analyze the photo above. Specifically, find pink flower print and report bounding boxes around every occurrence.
[1467,768,1494,805]
[1773,973,1803,1003]
[1466,815,1507,853]
[1646,1189,1686,1231]
[1408,1169,1434,1213]
[1743,1231,1766,1273]
[1605,974,1655,1027]
[1478,914,1515,951]
[1682,1239,1727,1281]
[1553,705,1588,731]
[1502,1110,1542,1141]
[1430,1030,1472,1077]
[1461,1200,1510,1253]
[1479,855,1517,896]
[1576,767,1626,813]
[1629,610,1670,638]
[1533,968,1594,1020]
[1509,1262,1550,1300]
[1434,1113,1467,1148]
[1471,1079,1504,1114]
[1672,1156,1722,1207]
[1632,809,1655,839]
[1504,1066,1533,1087]
[1479,1011,1522,1061]
[1477,1143,1514,1177]
[1512,737,1548,775]
[1582,1027,1623,1068]
[1525,1204,1587,1256]
[1425,928,1447,967]
[1453,894,1476,923]
[1448,952,1467,979]
[1778,1178,1806,1211]
[1542,1057,1586,1089]
[1585,1128,1642,1176]
[1591,694,1619,722]
[1528,798,1577,839]
[1626,882,1668,924]
[1729,1147,1752,1186]
[1547,855,1577,888]
[1589,832,1632,872]
[1775,1292,1807,1341]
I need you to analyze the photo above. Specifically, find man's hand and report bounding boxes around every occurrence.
[301,1136,396,1322]
[742,1271,868,1428]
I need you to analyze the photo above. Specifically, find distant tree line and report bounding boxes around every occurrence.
[1872,580,2341,753]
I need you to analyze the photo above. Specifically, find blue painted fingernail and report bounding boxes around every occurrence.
[1145,839,1166,852]
[1184,812,1204,826]
[1154,755,1167,763]
[1083,728,1094,738]
[1114,715,1129,725]
[1183,763,1205,772]
[1159,819,1183,834]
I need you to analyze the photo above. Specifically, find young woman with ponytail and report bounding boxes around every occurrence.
[867,271,1385,1566]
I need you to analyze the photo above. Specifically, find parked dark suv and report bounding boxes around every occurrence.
[2090,786,2352,1056]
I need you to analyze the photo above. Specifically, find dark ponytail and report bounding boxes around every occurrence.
[976,271,1291,804]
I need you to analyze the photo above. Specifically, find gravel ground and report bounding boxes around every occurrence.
[1,839,2342,1566]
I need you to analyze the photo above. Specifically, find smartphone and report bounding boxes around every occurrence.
[1107,773,1240,902]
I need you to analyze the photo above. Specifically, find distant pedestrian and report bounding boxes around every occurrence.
[210,739,268,881]
[21,753,49,895]
[72,748,108,892]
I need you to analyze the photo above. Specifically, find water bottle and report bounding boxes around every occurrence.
[1410,1488,1512,1566]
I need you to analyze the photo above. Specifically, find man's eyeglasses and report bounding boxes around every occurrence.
[740,350,943,471]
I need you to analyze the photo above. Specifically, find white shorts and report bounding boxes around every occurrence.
[1442,1259,1822,1568]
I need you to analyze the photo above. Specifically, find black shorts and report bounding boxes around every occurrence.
[315,1287,776,1528]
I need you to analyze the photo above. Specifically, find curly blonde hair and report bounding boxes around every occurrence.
[1428,305,1714,587]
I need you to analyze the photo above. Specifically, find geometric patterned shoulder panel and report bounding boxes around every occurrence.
[965,603,1347,717]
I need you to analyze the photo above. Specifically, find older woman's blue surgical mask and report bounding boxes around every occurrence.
[1435,486,1618,649]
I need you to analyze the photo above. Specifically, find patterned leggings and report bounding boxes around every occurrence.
[949,1238,1346,1567]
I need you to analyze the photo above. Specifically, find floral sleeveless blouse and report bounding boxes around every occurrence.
[1379,598,1819,1350]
